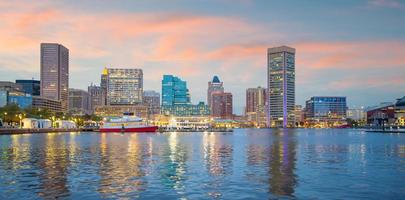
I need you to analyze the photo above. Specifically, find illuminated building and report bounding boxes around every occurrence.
[40,43,69,112]
[207,76,224,113]
[305,96,347,127]
[106,68,143,105]
[346,107,366,121]
[94,105,148,119]
[267,46,295,128]
[100,68,108,105]
[245,87,267,127]
[395,96,405,126]
[294,105,304,126]
[161,102,210,116]
[162,75,190,106]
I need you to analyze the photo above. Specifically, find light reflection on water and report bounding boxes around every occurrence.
[0,129,404,199]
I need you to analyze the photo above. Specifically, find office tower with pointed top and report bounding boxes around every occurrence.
[267,46,295,128]
[207,75,224,113]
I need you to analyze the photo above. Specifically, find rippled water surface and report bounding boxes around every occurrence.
[0,129,404,199]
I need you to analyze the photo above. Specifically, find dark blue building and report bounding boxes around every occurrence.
[305,96,347,124]
[15,80,40,96]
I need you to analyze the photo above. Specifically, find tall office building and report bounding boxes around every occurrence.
[68,88,91,115]
[212,92,233,119]
[207,76,224,112]
[106,68,143,105]
[162,75,190,106]
[40,43,69,112]
[143,90,161,115]
[246,86,266,113]
[15,80,40,96]
[88,84,105,113]
[267,46,295,128]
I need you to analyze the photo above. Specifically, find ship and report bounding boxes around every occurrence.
[99,113,158,133]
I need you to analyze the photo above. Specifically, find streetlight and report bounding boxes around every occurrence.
[18,114,22,128]
[3,112,7,126]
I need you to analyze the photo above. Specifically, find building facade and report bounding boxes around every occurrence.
[100,68,108,105]
[88,84,105,114]
[207,76,224,113]
[212,92,233,119]
[32,96,62,113]
[143,90,160,115]
[15,80,40,96]
[246,87,266,113]
[161,102,210,116]
[267,46,295,127]
[105,68,143,105]
[68,88,91,115]
[162,75,190,106]
[40,43,69,112]
[94,105,148,119]
[305,96,347,127]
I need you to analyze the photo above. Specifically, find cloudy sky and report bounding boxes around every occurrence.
[0,0,404,114]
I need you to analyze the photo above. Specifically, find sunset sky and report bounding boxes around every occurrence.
[0,0,404,113]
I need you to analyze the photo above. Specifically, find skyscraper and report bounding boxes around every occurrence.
[40,43,69,112]
[100,67,108,105]
[212,92,233,119]
[106,68,143,105]
[267,46,295,128]
[207,75,224,113]
[162,75,190,106]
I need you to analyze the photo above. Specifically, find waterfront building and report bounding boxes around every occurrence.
[155,115,210,130]
[161,102,210,116]
[212,92,233,119]
[15,80,40,96]
[94,105,148,119]
[267,46,295,128]
[0,82,32,108]
[207,76,224,113]
[7,92,32,109]
[32,96,62,113]
[40,43,69,112]
[395,96,405,126]
[346,107,366,122]
[305,96,347,127]
[143,90,161,115]
[162,75,190,106]
[294,105,304,127]
[366,102,396,127]
[68,88,91,115]
[106,68,143,105]
[88,84,105,114]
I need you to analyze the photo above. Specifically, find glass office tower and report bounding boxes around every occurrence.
[267,46,295,128]
[162,75,190,106]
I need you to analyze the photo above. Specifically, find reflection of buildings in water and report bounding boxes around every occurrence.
[268,129,297,197]
[159,132,188,195]
[97,133,148,198]
[37,133,71,198]
[1,135,32,170]
[202,133,233,176]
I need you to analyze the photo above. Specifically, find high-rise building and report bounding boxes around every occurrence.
[305,96,347,127]
[246,86,266,114]
[207,76,224,113]
[68,88,91,115]
[106,68,143,105]
[15,80,40,96]
[40,43,69,112]
[100,67,108,105]
[162,75,190,106]
[143,90,161,115]
[88,84,105,114]
[267,46,295,128]
[212,92,233,119]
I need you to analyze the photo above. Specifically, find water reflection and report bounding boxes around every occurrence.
[97,133,148,198]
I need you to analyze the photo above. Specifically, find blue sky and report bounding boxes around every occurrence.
[0,0,404,114]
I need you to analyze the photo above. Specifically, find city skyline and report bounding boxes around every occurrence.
[0,1,405,114]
